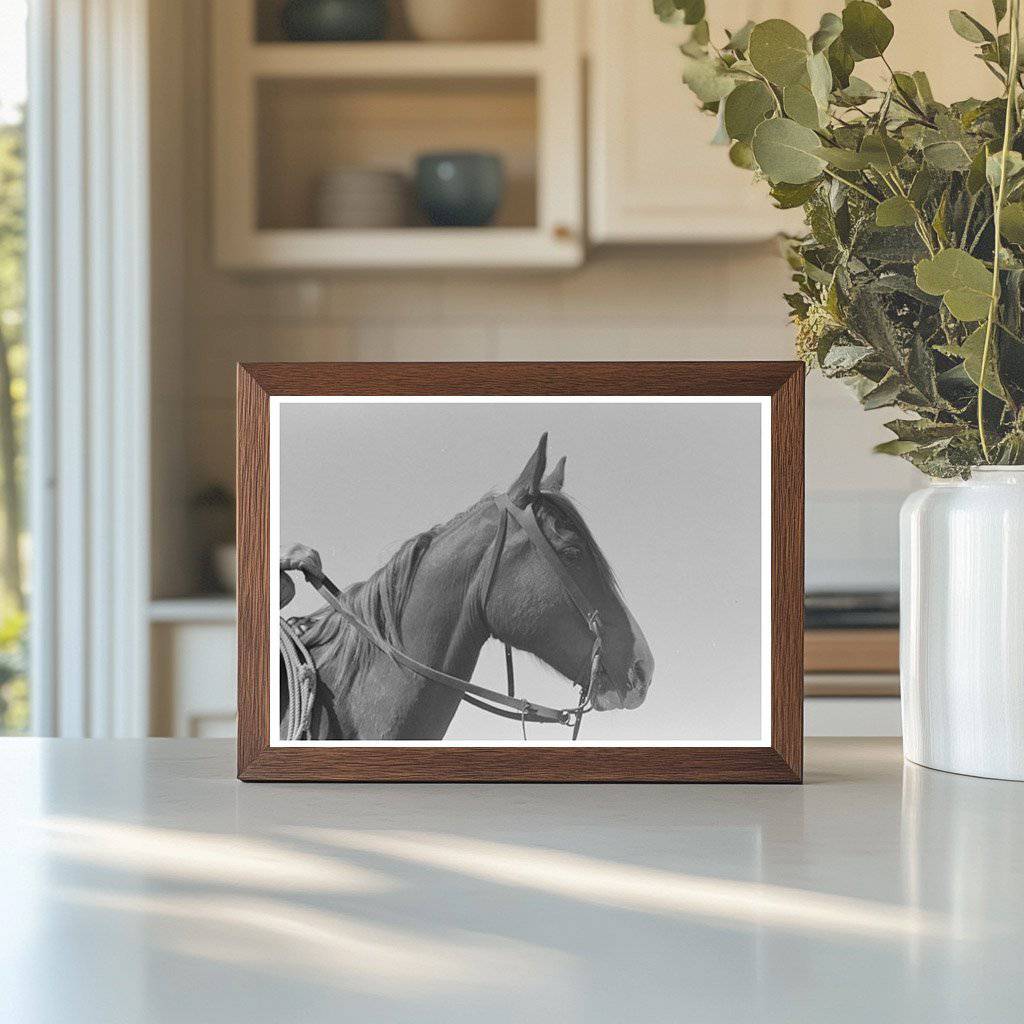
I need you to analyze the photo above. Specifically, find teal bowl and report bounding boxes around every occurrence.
[415,152,505,228]
[280,0,388,42]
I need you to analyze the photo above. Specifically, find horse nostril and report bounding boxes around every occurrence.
[629,660,647,689]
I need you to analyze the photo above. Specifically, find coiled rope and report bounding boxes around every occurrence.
[279,617,318,741]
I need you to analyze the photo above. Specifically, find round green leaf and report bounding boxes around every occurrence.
[807,51,833,109]
[653,0,677,23]
[914,249,994,321]
[814,145,871,170]
[967,143,994,193]
[723,81,775,143]
[842,1,894,59]
[828,35,855,88]
[681,0,705,25]
[875,196,918,228]
[958,325,1007,398]
[1000,202,1024,242]
[860,133,905,172]
[682,55,736,103]
[770,179,820,209]
[783,83,821,129]
[724,20,755,53]
[912,71,935,103]
[654,0,705,25]
[748,19,810,86]
[810,12,843,54]
[874,439,922,456]
[752,117,826,184]
[729,140,758,170]
[948,10,993,44]
[986,150,1024,189]
[836,75,875,105]
[924,141,973,171]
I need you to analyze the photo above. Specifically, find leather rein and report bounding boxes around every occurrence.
[285,493,605,741]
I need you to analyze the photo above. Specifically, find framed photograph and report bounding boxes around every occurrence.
[237,362,804,782]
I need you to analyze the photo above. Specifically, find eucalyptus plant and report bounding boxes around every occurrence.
[659,0,1024,475]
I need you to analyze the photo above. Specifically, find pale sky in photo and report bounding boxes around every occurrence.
[279,399,766,743]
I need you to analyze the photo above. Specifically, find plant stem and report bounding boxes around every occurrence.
[821,167,879,203]
[968,212,994,253]
[979,0,1021,463]
[750,69,783,116]
[881,54,929,120]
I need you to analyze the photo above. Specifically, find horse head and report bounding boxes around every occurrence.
[486,434,654,712]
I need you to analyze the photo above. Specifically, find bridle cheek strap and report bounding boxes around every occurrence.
[474,508,516,700]
[492,495,601,625]
[488,495,604,737]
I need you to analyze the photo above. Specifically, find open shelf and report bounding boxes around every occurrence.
[213,0,581,269]
[257,76,537,232]
[222,227,578,269]
[249,42,544,78]
[254,0,538,45]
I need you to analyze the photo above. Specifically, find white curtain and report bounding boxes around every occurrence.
[28,0,150,736]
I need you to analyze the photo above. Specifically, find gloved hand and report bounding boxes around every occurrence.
[279,544,323,608]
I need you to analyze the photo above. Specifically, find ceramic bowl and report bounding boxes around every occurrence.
[281,0,388,42]
[415,152,505,228]
[314,167,409,228]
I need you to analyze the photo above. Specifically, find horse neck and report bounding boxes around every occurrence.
[396,512,495,683]
[335,507,496,740]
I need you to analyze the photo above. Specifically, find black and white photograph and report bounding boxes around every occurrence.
[271,396,770,746]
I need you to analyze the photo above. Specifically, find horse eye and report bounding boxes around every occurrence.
[562,545,583,563]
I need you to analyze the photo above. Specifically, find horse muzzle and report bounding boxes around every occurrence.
[588,655,652,711]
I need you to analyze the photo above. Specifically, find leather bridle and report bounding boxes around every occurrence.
[293,493,606,741]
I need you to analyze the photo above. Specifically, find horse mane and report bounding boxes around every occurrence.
[291,496,492,686]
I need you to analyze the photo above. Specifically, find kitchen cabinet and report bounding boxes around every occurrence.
[587,1,812,243]
[212,0,584,269]
[150,602,236,738]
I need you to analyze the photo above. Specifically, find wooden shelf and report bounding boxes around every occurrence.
[249,42,544,79]
[218,227,579,270]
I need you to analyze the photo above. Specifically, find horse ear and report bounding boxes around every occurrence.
[541,455,566,493]
[508,432,548,506]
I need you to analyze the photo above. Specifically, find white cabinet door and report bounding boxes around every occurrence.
[588,1,813,243]
[587,1,999,244]
[151,620,237,738]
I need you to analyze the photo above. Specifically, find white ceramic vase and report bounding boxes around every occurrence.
[900,467,1024,781]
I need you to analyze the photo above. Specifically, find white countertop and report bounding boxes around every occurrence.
[1,738,1021,1023]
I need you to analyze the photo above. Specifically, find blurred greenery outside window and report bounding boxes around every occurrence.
[0,1,28,734]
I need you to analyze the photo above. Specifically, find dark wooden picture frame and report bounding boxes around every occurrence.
[237,362,804,782]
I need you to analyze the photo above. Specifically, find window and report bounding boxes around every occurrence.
[0,0,28,734]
